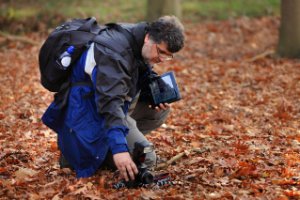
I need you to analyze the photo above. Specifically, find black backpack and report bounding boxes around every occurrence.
[38,17,104,92]
[39,17,141,107]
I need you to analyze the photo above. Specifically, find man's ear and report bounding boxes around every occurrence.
[144,33,150,43]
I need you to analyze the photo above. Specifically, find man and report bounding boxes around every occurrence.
[42,15,185,180]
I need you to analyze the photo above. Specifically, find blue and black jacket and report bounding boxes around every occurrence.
[42,22,150,178]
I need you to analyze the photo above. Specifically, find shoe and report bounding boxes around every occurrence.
[59,154,73,169]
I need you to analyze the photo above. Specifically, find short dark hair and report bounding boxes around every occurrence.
[147,16,185,53]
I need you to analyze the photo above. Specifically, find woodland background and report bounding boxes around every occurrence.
[1,0,300,199]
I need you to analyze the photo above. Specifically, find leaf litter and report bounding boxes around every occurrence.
[0,16,300,199]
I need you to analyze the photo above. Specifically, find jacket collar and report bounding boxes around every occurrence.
[125,22,151,71]
[130,22,148,54]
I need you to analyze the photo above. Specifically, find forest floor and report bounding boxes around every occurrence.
[0,16,300,199]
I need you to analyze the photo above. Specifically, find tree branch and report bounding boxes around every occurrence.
[0,152,24,162]
[156,148,209,170]
[0,31,40,46]
[245,49,275,62]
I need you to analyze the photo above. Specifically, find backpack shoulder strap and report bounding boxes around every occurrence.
[94,23,141,59]
[110,23,142,60]
[78,17,97,33]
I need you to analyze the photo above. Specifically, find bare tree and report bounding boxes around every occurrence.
[146,0,182,21]
[277,0,300,58]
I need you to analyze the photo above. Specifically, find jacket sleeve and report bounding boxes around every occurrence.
[93,44,133,155]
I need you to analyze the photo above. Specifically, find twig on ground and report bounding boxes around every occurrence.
[245,49,275,62]
[156,148,209,170]
[0,151,28,162]
[0,31,40,46]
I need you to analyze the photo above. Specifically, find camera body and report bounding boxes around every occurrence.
[116,141,154,188]
[113,141,172,189]
[132,141,154,184]
[140,71,181,106]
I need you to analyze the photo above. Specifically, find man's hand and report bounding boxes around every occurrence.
[113,152,138,181]
[149,103,170,111]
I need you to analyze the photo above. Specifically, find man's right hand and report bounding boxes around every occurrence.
[113,152,138,181]
[149,102,170,111]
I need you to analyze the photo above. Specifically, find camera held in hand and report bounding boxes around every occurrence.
[140,71,181,107]
[113,141,154,189]
[131,141,154,185]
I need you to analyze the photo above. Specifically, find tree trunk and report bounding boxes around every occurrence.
[146,0,182,22]
[277,0,300,58]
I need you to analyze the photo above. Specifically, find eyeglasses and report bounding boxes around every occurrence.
[155,44,173,61]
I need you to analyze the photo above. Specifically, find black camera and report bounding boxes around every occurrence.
[113,141,154,189]
[132,141,154,185]
[140,71,181,106]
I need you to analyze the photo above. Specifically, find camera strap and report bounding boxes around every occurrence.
[153,173,172,187]
[112,173,172,189]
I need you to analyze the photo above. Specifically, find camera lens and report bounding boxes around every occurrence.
[140,170,154,184]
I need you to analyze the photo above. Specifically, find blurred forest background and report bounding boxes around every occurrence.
[0,0,280,33]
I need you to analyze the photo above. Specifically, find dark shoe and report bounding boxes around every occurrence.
[59,154,73,169]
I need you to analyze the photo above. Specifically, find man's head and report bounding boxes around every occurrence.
[142,15,185,65]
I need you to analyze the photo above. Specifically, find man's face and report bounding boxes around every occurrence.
[142,34,173,66]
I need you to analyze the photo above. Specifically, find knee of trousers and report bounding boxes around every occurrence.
[136,108,170,134]
[144,150,157,168]
[153,108,170,124]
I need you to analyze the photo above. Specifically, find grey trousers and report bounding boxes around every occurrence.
[103,100,170,169]
[126,100,170,167]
